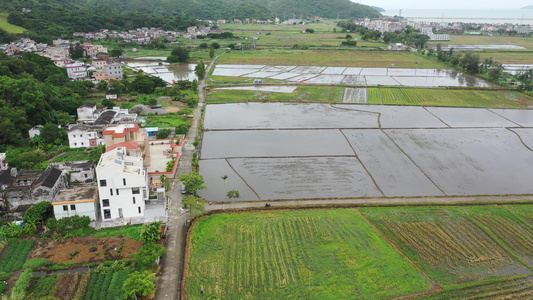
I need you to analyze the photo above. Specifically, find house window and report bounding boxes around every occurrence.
[70,205,76,210]
[110,189,113,196]
[63,205,68,211]
[102,199,109,207]
[84,174,88,178]
[116,189,119,195]
[138,206,141,214]
[81,142,84,146]
[100,179,107,187]
[103,209,111,219]
[74,143,77,146]
[133,197,136,204]
[132,187,140,194]
[123,178,126,186]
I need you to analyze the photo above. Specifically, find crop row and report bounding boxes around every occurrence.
[82,270,128,300]
[0,240,35,272]
[421,275,533,299]
[362,206,533,288]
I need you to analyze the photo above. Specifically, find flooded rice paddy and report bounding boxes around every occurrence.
[212,64,495,88]
[124,61,197,83]
[199,103,533,201]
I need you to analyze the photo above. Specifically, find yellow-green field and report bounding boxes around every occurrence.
[216,49,446,68]
[429,35,533,50]
[0,13,26,34]
[368,88,533,108]
[185,205,533,299]
[206,85,345,103]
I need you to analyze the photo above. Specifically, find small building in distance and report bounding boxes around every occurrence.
[52,186,98,220]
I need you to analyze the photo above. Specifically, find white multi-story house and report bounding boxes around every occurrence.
[96,147,149,221]
[104,63,123,80]
[420,27,450,41]
[92,59,107,72]
[65,62,87,80]
[68,124,105,148]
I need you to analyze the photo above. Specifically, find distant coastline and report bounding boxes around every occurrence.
[522,5,533,9]
[382,9,533,25]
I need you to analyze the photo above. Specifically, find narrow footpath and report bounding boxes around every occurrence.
[155,52,223,300]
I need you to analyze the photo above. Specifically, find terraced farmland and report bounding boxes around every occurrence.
[368,88,532,108]
[361,206,533,288]
[184,209,432,299]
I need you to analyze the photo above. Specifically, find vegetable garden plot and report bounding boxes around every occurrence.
[362,206,533,287]
[224,157,383,200]
[384,128,533,196]
[185,210,432,299]
[342,88,367,103]
[303,75,345,85]
[0,240,35,272]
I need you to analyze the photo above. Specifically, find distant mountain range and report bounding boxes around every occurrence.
[370,6,385,12]
[522,5,533,9]
[1,0,381,20]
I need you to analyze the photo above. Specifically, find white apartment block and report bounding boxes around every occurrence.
[421,28,450,41]
[104,63,123,80]
[96,147,149,221]
[65,62,87,80]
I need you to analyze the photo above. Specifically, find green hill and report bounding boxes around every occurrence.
[2,0,380,20]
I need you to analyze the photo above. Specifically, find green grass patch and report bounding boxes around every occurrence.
[367,88,533,108]
[91,225,142,241]
[206,85,346,103]
[217,49,447,68]
[185,209,432,299]
[144,113,191,128]
[51,147,103,163]
[361,205,533,288]
[0,240,35,272]
[0,13,26,34]
[26,274,59,299]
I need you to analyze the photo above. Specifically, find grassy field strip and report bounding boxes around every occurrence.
[206,85,345,103]
[0,13,26,34]
[367,88,531,108]
[185,210,432,299]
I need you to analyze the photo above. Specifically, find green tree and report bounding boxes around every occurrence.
[40,123,67,145]
[101,98,115,109]
[68,43,85,59]
[135,243,166,269]
[227,190,240,200]
[139,222,162,244]
[123,271,157,299]
[209,47,215,59]
[168,46,189,62]
[198,42,208,49]
[181,194,206,214]
[156,129,172,139]
[98,80,108,92]
[108,79,126,95]
[175,123,189,135]
[195,60,206,80]
[110,49,124,57]
[210,42,221,49]
[23,201,52,225]
[179,172,207,195]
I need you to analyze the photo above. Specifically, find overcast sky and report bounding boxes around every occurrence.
[359,0,532,10]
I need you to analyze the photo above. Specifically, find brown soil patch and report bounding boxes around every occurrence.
[165,107,181,113]
[29,236,142,264]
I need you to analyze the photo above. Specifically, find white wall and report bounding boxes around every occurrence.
[53,201,97,220]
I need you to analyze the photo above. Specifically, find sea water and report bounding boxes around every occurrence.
[382,9,533,25]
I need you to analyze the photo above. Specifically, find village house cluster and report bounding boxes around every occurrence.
[73,25,218,43]
[1,101,182,227]
[355,17,533,40]
[0,38,123,82]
